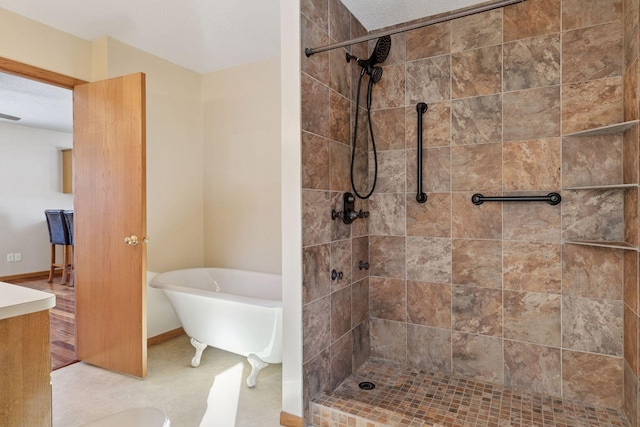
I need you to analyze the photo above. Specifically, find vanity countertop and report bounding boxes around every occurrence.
[0,281,55,321]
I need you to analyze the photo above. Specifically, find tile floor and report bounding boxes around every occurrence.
[311,359,629,427]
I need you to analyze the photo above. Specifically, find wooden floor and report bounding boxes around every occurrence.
[6,274,77,370]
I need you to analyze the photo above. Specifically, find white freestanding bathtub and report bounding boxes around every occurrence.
[149,268,282,387]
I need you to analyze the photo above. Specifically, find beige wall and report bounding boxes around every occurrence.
[202,56,282,275]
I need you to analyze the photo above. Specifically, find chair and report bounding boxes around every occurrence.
[63,210,74,286]
[44,209,72,285]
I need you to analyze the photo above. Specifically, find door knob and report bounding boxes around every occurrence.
[124,235,139,245]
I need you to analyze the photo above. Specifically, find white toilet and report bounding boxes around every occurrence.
[80,407,170,427]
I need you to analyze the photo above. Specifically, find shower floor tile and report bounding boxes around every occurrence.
[310,359,629,427]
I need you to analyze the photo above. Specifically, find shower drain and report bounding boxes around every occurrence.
[358,381,376,390]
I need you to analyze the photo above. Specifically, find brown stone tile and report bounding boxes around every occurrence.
[562,22,623,84]
[451,143,502,191]
[301,0,328,31]
[406,56,450,105]
[562,244,624,300]
[623,115,639,184]
[302,73,331,138]
[407,324,451,371]
[351,278,369,327]
[562,77,624,134]
[503,86,561,141]
[369,236,406,279]
[369,193,405,237]
[370,318,406,363]
[330,332,352,390]
[503,34,561,91]
[331,286,352,341]
[562,350,623,409]
[452,332,503,383]
[406,193,451,238]
[451,45,502,98]
[452,191,502,239]
[407,280,451,328]
[452,286,502,336]
[406,237,451,283]
[450,9,502,53]
[301,15,329,84]
[303,189,332,246]
[373,150,405,194]
[504,340,561,396]
[371,107,405,151]
[625,187,639,247]
[624,250,639,312]
[329,91,350,145]
[405,101,451,149]
[504,290,561,346]
[452,239,502,289]
[330,239,351,290]
[303,349,330,403]
[406,21,450,61]
[378,32,406,67]
[370,63,405,110]
[625,305,639,374]
[503,191,562,242]
[503,241,562,293]
[624,60,639,122]
[451,94,502,146]
[561,189,624,242]
[562,0,623,31]
[504,0,560,42]
[503,138,561,191]
[351,320,369,370]
[328,0,349,43]
[330,48,350,99]
[303,244,331,304]
[370,277,406,322]
[624,0,639,72]
[562,133,623,188]
[330,191,351,241]
[624,362,639,425]
[329,140,350,192]
[406,147,451,194]
[562,296,623,356]
[302,131,330,190]
[351,236,369,284]
[350,196,368,238]
[304,295,331,363]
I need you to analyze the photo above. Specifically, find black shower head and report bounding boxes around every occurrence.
[345,35,392,81]
[370,67,383,84]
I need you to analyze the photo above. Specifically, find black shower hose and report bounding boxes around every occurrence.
[350,69,378,200]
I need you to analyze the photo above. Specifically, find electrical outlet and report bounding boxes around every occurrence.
[6,253,13,262]
[14,253,21,262]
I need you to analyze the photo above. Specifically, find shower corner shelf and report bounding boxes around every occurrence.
[562,120,638,138]
[563,240,639,251]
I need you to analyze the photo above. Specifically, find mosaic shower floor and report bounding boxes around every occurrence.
[310,359,629,427]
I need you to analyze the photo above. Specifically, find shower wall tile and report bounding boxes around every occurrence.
[351,278,369,327]
[370,277,406,321]
[302,132,330,190]
[329,48,350,98]
[328,0,350,43]
[563,22,623,84]
[451,45,502,98]
[371,107,405,151]
[561,134,623,188]
[369,193,405,236]
[450,9,502,53]
[625,188,639,247]
[407,324,452,372]
[503,0,561,42]
[503,138,561,191]
[330,332,352,390]
[373,150,405,194]
[350,197,369,238]
[452,192,502,240]
[452,332,504,383]
[303,244,331,304]
[329,141,350,192]
[562,77,624,134]
[406,56,451,105]
[503,86,561,141]
[451,143,502,191]
[503,340,561,396]
[562,296,623,356]
[303,189,332,246]
[331,239,352,290]
[452,239,502,289]
[352,320,370,370]
[351,236,369,283]
[625,251,639,313]
[451,94,502,146]
[503,290,561,346]
[371,63,405,110]
[369,236,406,279]
[330,91,350,145]
[562,350,623,410]
[304,296,331,363]
[405,101,451,148]
[330,192,351,241]
[452,286,503,336]
[624,124,639,184]
[370,318,407,363]
[562,244,624,300]
[301,15,329,83]
[625,0,640,72]
[503,241,562,293]
[625,60,639,121]
[331,286,352,341]
[406,193,451,238]
[625,305,639,374]
[380,32,406,67]
[302,73,331,138]
[561,189,624,242]
[503,34,561,92]
[304,349,330,409]
[406,237,452,283]
[407,281,451,328]
[624,362,639,427]
[301,0,328,32]
[405,148,451,194]
[406,22,450,61]
[562,0,623,31]
[503,193,562,242]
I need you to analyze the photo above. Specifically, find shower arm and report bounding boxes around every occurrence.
[305,0,525,57]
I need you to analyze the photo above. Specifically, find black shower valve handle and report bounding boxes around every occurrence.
[358,261,370,270]
[331,209,344,220]
[356,209,369,219]
[331,269,343,280]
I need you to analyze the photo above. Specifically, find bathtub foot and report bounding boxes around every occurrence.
[246,353,268,388]
[190,337,208,367]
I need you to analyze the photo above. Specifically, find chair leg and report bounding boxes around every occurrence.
[68,246,74,287]
[60,245,68,285]
[48,243,55,283]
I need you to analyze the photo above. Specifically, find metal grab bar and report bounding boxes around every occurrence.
[471,193,561,206]
[416,102,428,203]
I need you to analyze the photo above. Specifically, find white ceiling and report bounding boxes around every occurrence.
[0,0,490,133]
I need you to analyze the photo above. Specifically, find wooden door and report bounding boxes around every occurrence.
[73,73,147,378]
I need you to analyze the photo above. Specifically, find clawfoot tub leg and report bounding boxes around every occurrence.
[190,337,208,367]
[246,353,269,388]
